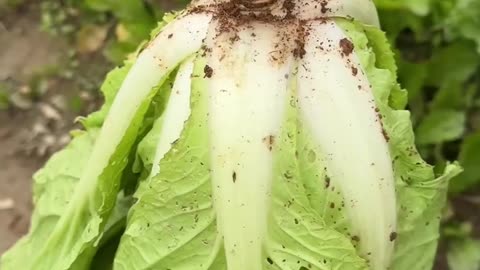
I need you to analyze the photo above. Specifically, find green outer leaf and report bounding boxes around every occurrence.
[1,65,176,270]
[131,70,176,174]
[6,77,161,269]
[360,22,408,110]
[80,62,133,129]
[28,66,173,270]
[265,75,368,270]
[337,19,462,270]
[114,56,226,270]
[1,62,144,270]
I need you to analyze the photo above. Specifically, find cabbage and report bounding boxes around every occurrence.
[1,1,461,270]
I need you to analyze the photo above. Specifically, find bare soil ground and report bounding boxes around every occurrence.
[0,4,96,253]
[0,9,59,252]
[0,113,43,252]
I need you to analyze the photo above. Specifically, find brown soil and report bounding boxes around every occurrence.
[0,112,44,252]
[0,7,60,253]
[0,3,100,254]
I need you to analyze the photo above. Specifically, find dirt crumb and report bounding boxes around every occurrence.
[204,65,213,78]
[293,22,308,59]
[389,232,397,241]
[282,0,295,18]
[263,135,276,151]
[320,0,331,14]
[351,66,358,76]
[339,38,354,56]
[382,128,390,142]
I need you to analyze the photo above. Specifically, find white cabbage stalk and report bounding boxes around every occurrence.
[101,0,393,269]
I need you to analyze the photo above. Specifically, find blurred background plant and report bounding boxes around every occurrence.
[38,0,189,63]
[377,1,480,268]
[0,0,479,269]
